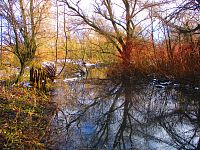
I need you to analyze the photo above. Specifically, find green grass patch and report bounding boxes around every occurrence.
[0,85,56,149]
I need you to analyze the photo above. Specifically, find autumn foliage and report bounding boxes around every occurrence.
[112,35,200,84]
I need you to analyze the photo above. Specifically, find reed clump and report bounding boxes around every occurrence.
[108,37,200,85]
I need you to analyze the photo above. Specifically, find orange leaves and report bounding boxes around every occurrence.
[116,35,200,81]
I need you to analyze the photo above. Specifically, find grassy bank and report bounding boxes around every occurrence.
[0,85,56,149]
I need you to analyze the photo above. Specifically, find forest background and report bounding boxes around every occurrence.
[0,0,199,84]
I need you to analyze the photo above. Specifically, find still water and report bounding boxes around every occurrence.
[48,65,200,150]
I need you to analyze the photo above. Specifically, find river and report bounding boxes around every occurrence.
[46,62,200,150]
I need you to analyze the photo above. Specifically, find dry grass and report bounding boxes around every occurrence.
[0,85,56,149]
[109,37,200,85]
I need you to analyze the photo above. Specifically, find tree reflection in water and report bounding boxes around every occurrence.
[49,75,200,150]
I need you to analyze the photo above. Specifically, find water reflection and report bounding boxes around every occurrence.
[50,74,200,150]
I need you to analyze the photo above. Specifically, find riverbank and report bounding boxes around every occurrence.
[0,85,56,149]
[107,61,200,87]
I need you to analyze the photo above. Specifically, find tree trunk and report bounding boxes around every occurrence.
[15,63,25,84]
[121,40,132,73]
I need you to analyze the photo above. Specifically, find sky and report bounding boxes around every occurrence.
[0,0,195,44]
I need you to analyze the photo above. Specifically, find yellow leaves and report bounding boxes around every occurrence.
[11,104,18,112]
[27,110,35,118]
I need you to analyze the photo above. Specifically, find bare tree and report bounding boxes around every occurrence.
[154,0,200,34]
[0,0,51,83]
[0,14,2,65]
[55,0,59,63]
[61,0,159,70]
